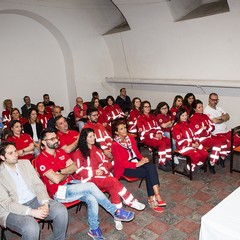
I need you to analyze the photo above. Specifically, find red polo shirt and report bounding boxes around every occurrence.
[36,149,72,198]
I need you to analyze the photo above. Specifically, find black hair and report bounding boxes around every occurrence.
[40,128,57,141]
[77,128,100,159]
[154,102,170,115]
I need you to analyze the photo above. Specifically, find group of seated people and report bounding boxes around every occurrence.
[0,89,239,239]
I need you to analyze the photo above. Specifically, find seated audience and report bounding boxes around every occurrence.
[8,108,27,128]
[73,128,145,230]
[170,95,183,120]
[204,92,240,157]
[183,93,196,115]
[23,108,43,157]
[103,95,125,134]
[0,141,68,240]
[91,91,106,108]
[112,119,166,213]
[137,101,172,172]
[43,93,55,113]
[154,102,173,139]
[55,115,79,158]
[21,95,36,118]
[89,97,107,126]
[172,108,208,172]
[36,128,135,239]
[36,102,52,129]
[73,97,88,131]
[2,99,13,125]
[7,120,34,160]
[116,88,131,115]
[128,97,141,134]
[84,107,113,160]
[47,105,62,130]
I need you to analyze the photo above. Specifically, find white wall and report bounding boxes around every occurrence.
[105,0,240,128]
[0,0,122,115]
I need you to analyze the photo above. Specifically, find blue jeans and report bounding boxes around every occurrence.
[54,181,117,230]
[6,197,68,240]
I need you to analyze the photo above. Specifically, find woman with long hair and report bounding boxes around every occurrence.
[23,108,43,157]
[137,101,172,172]
[72,128,145,230]
[170,95,183,120]
[36,102,52,129]
[8,108,27,128]
[112,119,166,213]
[7,120,34,160]
[183,93,196,115]
[172,108,208,172]
[102,95,125,134]
[128,97,141,134]
[189,99,227,174]
[154,102,173,139]
[2,99,13,125]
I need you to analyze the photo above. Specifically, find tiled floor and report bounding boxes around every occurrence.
[3,151,240,240]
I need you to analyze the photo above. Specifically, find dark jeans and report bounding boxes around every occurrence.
[6,197,68,240]
[123,162,160,196]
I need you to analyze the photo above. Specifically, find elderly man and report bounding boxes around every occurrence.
[73,97,88,131]
[204,92,240,166]
[0,141,68,240]
[35,129,134,239]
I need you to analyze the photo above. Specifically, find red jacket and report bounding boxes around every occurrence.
[189,113,215,141]
[112,135,142,179]
[137,113,163,141]
[72,146,111,182]
[128,109,140,133]
[155,113,172,132]
[103,104,125,124]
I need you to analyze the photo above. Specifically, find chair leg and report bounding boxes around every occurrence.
[1,227,7,240]
[138,178,143,188]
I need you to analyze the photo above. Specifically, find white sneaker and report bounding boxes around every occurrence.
[114,220,123,231]
[129,199,145,211]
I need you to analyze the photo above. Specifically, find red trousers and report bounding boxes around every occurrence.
[142,136,171,164]
[91,176,134,208]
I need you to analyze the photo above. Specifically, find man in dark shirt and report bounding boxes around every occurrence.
[116,88,131,115]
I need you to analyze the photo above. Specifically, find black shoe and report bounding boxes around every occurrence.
[219,158,225,168]
[158,164,171,172]
[208,161,216,174]
[165,160,172,169]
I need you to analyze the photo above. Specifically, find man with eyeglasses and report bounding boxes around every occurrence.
[0,141,68,240]
[204,93,240,166]
[35,128,135,239]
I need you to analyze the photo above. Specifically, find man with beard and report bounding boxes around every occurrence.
[35,128,135,239]
[0,141,68,240]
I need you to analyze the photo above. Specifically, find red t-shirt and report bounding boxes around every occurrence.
[35,149,72,198]
[7,133,34,160]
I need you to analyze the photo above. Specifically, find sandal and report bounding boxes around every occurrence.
[148,200,164,213]
[155,194,167,207]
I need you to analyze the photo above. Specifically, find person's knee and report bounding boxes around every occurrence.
[22,218,40,239]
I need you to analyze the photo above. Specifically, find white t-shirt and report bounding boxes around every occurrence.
[203,105,228,135]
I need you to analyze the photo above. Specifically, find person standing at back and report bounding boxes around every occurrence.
[116,88,131,115]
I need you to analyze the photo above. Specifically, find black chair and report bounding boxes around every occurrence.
[230,125,240,173]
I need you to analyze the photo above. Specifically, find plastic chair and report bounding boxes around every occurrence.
[121,175,143,188]
[230,125,240,173]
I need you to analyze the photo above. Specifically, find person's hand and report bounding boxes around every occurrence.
[96,169,103,176]
[38,203,49,216]
[30,208,48,219]
[104,149,113,160]
[155,133,162,139]
[136,157,149,167]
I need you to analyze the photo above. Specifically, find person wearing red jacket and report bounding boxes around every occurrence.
[137,101,172,172]
[112,119,166,213]
[170,95,183,121]
[128,97,141,134]
[72,128,145,230]
[189,100,228,174]
[102,96,125,134]
[172,108,208,172]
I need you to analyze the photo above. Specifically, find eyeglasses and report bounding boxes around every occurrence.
[210,98,219,102]
[161,107,168,110]
[144,106,150,108]
[44,136,59,141]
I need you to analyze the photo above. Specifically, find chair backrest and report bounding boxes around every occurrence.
[231,125,240,150]
[67,111,76,130]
